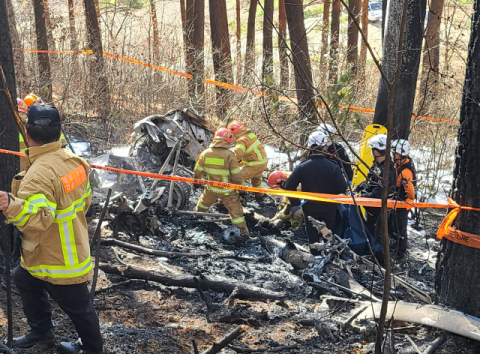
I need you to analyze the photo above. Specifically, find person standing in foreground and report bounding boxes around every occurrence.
[283,131,348,255]
[0,104,102,353]
[391,139,416,259]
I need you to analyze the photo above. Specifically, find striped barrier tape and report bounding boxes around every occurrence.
[13,48,459,124]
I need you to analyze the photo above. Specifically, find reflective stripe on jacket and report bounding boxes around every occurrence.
[233,128,268,166]
[4,140,93,285]
[194,139,243,195]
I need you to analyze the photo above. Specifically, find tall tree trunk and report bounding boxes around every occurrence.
[321,0,330,76]
[278,0,289,89]
[94,0,101,28]
[285,0,317,122]
[347,0,359,75]
[6,0,25,96]
[185,0,195,98]
[262,0,274,86]
[193,0,205,110]
[33,0,52,102]
[209,0,233,118]
[0,0,20,189]
[84,0,111,120]
[417,0,445,113]
[243,0,257,84]
[68,0,78,51]
[236,0,241,84]
[43,0,56,52]
[180,0,188,47]
[150,0,160,59]
[329,0,341,84]
[358,0,369,76]
[436,0,480,319]
[372,0,426,139]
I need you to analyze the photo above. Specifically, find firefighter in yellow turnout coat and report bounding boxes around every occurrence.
[194,128,249,236]
[228,121,268,198]
[0,104,102,353]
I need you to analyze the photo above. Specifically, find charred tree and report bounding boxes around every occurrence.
[68,0,78,51]
[278,0,289,89]
[6,0,25,96]
[209,0,233,118]
[321,0,330,74]
[347,0,359,74]
[418,0,445,113]
[43,0,57,52]
[193,0,205,109]
[359,0,369,76]
[436,0,480,318]
[372,0,426,139]
[0,0,19,190]
[243,0,257,84]
[236,0,241,84]
[33,0,52,102]
[329,0,341,84]
[150,0,160,59]
[262,0,274,86]
[84,0,111,119]
[285,0,317,122]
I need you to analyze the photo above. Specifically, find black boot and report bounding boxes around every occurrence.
[12,328,55,348]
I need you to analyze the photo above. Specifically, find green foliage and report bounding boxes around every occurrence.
[304,5,324,18]
[100,0,147,10]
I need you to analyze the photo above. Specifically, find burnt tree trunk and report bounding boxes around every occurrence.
[33,0,52,102]
[347,0,359,75]
[68,0,78,51]
[209,0,233,118]
[185,0,195,98]
[418,0,445,113]
[262,0,274,86]
[359,0,369,76]
[150,0,160,59]
[235,0,241,84]
[278,0,289,89]
[193,0,205,109]
[372,0,426,139]
[84,0,111,119]
[285,0,317,122]
[6,0,25,96]
[321,0,330,75]
[43,0,56,52]
[436,0,480,318]
[0,0,19,190]
[329,0,341,84]
[243,0,257,84]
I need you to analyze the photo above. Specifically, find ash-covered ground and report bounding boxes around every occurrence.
[0,190,462,354]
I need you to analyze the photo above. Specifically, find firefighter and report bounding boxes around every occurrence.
[17,98,29,170]
[267,171,303,228]
[356,134,395,263]
[227,121,268,201]
[194,128,249,237]
[0,104,102,353]
[284,131,348,255]
[391,139,416,259]
[316,123,353,182]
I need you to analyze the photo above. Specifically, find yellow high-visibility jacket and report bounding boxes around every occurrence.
[233,128,268,167]
[4,140,93,285]
[194,139,243,195]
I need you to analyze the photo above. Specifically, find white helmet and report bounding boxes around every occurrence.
[308,131,331,148]
[392,139,410,156]
[316,123,336,135]
[367,134,387,151]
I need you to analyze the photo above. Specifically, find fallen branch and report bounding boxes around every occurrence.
[423,335,447,354]
[202,326,249,354]
[194,276,214,322]
[99,264,286,300]
[405,334,422,354]
[100,238,210,259]
[259,236,317,270]
[229,345,298,353]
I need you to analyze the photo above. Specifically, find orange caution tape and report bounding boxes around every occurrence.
[13,48,459,124]
[0,148,470,211]
[443,227,480,250]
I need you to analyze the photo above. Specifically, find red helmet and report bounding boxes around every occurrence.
[17,98,28,114]
[214,128,233,144]
[268,170,288,189]
[227,120,244,135]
